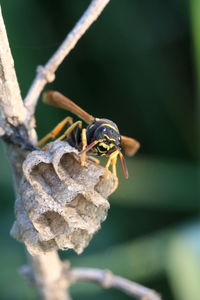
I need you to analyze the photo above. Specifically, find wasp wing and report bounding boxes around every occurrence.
[43,90,95,124]
[121,135,140,156]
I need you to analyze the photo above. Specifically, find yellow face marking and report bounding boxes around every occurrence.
[109,143,115,148]
[98,142,110,151]
[97,142,115,156]
[104,134,116,142]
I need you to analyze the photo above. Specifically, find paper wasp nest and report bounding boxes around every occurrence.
[11,141,116,255]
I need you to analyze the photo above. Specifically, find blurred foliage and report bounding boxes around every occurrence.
[0,0,199,299]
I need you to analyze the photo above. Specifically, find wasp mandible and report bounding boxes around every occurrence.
[38,91,140,183]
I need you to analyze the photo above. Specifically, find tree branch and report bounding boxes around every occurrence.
[0,6,26,136]
[24,0,111,123]
[29,252,71,300]
[68,268,162,300]
[0,6,70,300]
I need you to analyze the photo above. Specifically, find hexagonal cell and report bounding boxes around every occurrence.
[11,141,115,255]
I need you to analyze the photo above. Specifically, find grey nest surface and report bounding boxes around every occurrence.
[11,141,116,255]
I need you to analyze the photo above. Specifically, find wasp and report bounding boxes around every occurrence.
[38,91,140,185]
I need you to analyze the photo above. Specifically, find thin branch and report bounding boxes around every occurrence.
[0,5,71,300]
[24,0,111,122]
[0,5,34,189]
[0,5,26,135]
[29,252,71,300]
[68,268,162,300]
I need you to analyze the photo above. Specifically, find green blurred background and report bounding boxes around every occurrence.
[0,0,199,299]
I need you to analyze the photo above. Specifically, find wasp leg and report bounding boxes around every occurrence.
[111,155,119,191]
[111,155,118,177]
[105,150,119,178]
[37,116,73,146]
[105,156,112,178]
[87,156,100,164]
[58,121,88,167]
[58,120,82,141]
[80,128,87,166]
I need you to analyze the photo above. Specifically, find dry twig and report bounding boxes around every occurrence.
[21,264,161,300]
[0,5,72,300]
[68,268,161,300]
[0,6,26,134]
[24,0,111,123]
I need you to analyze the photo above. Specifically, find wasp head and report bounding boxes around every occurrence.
[82,118,128,178]
[86,119,121,156]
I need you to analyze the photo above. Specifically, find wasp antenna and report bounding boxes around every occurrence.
[79,140,99,155]
[119,151,129,179]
